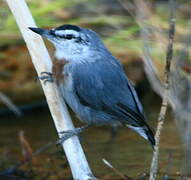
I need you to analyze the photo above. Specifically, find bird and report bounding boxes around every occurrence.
[29,24,155,148]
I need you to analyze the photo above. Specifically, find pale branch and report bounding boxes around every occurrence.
[5,0,95,179]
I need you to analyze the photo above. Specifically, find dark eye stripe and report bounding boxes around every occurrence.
[50,30,55,36]
[57,34,75,40]
[65,34,73,40]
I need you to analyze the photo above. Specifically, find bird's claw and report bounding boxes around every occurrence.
[57,125,89,145]
[57,131,76,144]
[38,71,54,85]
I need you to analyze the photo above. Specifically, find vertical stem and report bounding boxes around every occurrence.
[5,0,96,179]
[149,0,176,179]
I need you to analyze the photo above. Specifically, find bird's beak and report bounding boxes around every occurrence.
[28,27,54,39]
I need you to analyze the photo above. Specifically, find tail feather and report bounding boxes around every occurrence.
[126,124,155,149]
[116,103,155,149]
[144,125,155,149]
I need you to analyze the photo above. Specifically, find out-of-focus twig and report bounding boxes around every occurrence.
[119,0,176,108]
[133,0,176,110]
[19,131,33,163]
[162,150,173,180]
[149,0,176,179]
[136,172,148,180]
[0,91,22,116]
[102,158,129,180]
[1,134,60,176]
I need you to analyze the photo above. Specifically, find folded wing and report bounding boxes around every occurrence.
[72,59,155,147]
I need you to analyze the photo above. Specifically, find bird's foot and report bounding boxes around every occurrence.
[38,72,54,84]
[57,125,89,144]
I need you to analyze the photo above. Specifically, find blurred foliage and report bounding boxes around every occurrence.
[1,0,191,59]
[1,0,191,101]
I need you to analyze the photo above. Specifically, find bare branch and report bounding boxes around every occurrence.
[5,0,95,179]
[149,0,176,179]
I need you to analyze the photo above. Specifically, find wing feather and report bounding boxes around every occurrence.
[72,59,145,127]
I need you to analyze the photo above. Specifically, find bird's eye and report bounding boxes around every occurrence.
[65,34,74,40]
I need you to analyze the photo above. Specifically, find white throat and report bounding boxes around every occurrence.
[55,47,68,60]
[54,46,82,61]
[54,44,95,63]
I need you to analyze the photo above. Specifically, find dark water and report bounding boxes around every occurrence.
[0,108,183,179]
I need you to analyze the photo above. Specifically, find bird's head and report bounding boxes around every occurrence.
[29,24,106,62]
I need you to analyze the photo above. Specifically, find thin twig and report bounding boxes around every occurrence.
[1,138,61,175]
[162,150,173,180]
[165,150,173,175]
[149,0,176,180]
[102,158,129,180]
[120,0,176,109]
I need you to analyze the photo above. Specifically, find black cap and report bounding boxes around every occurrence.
[55,24,81,32]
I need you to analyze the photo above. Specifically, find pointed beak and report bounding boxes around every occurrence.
[28,27,54,39]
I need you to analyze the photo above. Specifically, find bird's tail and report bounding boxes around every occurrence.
[126,123,155,149]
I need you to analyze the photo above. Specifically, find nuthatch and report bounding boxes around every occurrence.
[29,24,155,148]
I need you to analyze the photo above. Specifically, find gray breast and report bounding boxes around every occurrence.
[59,63,118,125]
[59,64,80,113]
[58,63,88,122]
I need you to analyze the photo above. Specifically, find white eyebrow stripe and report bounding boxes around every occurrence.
[55,30,79,37]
